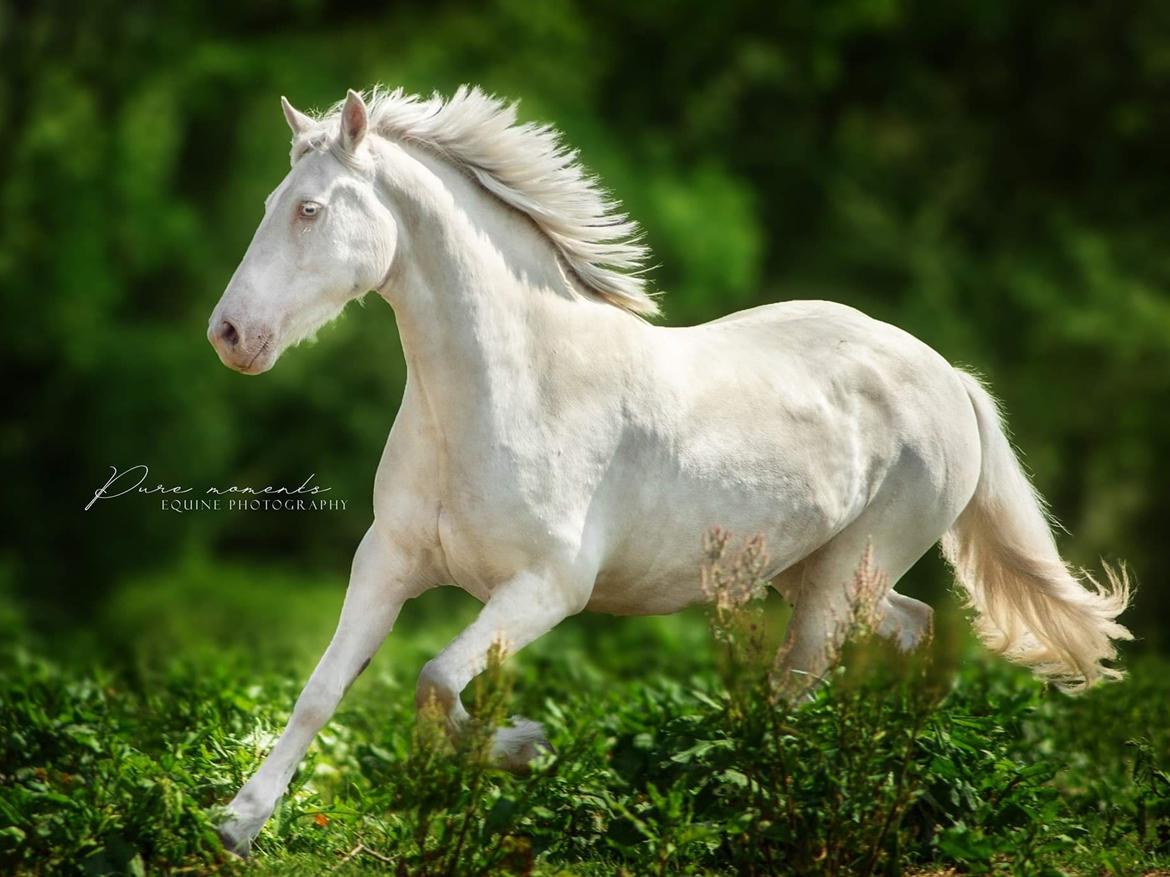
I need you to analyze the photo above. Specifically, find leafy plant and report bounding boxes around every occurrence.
[1,556,1167,875]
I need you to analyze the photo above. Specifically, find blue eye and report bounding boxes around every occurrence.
[298,201,322,218]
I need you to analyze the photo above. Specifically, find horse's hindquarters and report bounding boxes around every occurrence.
[583,303,984,617]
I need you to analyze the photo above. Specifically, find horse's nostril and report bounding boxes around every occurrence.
[220,320,240,348]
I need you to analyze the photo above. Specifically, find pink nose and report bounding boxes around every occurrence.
[215,319,241,350]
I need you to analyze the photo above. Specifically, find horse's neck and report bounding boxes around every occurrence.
[375,140,630,435]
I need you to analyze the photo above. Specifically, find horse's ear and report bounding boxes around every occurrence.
[280,96,313,137]
[339,89,368,152]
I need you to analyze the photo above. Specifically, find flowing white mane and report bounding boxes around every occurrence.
[303,86,658,317]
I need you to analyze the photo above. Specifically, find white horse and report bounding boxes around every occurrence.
[208,86,1132,854]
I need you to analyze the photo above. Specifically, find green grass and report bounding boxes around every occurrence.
[1,558,1168,876]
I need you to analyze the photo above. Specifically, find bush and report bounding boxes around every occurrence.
[1,544,1167,875]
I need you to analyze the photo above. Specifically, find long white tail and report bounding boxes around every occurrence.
[942,370,1132,692]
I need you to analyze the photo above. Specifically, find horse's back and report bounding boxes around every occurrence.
[699,299,937,363]
[677,299,969,437]
[686,300,971,429]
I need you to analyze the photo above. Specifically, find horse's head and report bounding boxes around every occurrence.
[208,90,396,374]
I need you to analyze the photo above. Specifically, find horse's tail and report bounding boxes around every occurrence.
[941,370,1133,692]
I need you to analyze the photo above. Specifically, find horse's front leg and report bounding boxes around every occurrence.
[218,526,430,855]
[415,567,591,770]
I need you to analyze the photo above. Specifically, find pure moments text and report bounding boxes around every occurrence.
[84,465,348,513]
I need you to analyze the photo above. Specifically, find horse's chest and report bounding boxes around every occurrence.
[434,489,567,600]
[434,433,593,570]
[436,506,505,599]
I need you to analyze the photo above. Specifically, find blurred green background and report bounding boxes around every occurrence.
[2,0,1168,652]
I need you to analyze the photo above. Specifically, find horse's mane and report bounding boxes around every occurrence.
[303,86,658,317]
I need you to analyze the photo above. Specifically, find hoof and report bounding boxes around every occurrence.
[217,816,258,858]
[491,716,553,771]
[772,671,820,707]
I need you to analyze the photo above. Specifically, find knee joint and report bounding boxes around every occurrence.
[415,660,458,715]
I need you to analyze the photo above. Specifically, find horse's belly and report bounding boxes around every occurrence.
[585,477,844,616]
[585,566,702,615]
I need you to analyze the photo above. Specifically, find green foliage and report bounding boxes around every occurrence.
[376,643,545,876]
[2,1,1169,639]
[2,562,1167,876]
[0,647,258,874]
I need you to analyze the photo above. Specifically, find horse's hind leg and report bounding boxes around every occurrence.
[878,591,934,651]
[774,564,933,659]
[773,505,947,697]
